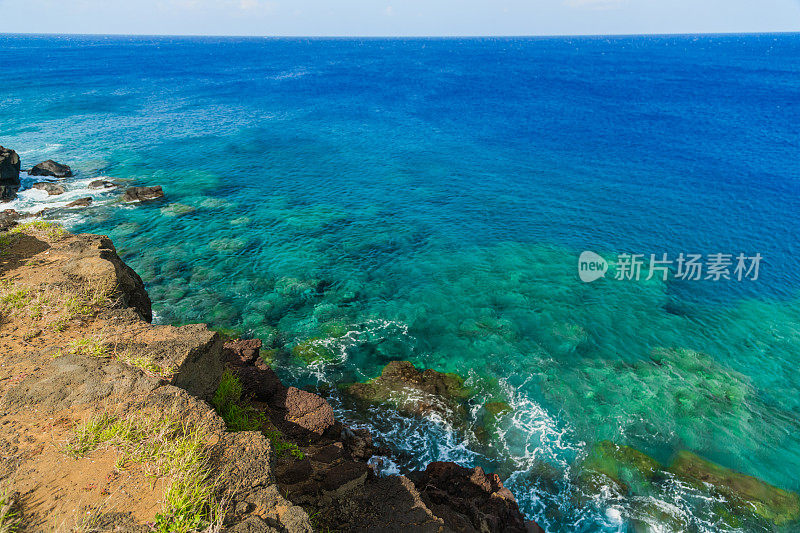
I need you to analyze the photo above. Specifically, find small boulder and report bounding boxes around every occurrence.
[29,159,72,178]
[122,186,164,203]
[66,197,92,208]
[32,182,66,195]
[0,146,21,202]
[281,386,334,436]
[89,180,117,190]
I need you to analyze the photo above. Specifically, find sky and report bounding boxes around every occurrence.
[0,0,799,36]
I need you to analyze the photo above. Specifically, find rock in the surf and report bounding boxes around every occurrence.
[122,185,164,202]
[32,182,66,195]
[89,179,117,190]
[66,197,92,208]
[29,159,72,178]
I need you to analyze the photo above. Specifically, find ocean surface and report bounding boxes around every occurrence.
[2,33,799,531]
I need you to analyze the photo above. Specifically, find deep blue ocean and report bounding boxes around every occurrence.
[1,33,799,532]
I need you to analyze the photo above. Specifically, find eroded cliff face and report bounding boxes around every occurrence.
[0,225,312,532]
[0,223,537,533]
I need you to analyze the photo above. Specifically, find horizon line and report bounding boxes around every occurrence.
[2,30,799,39]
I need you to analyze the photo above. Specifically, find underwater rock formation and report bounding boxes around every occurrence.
[346,360,473,424]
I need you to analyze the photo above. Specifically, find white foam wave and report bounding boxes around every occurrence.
[5,172,119,219]
[269,68,309,80]
[300,318,410,374]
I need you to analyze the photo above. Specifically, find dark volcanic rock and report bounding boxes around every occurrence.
[32,182,66,195]
[66,197,92,207]
[341,426,375,461]
[224,338,262,366]
[346,360,472,423]
[88,179,117,190]
[29,159,72,178]
[0,209,21,230]
[237,364,285,403]
[411,461,533,533]
[0,146,21,202]
[122,186,164,202]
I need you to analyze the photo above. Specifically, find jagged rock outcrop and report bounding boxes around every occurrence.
[225,337,263,365]
[410,462,534,533]
[58,232,153,322]
[123,185,164,202]
[0,146,21,202]
[29,159,72,177]
[225,344,540,533]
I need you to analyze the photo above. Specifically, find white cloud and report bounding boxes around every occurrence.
[385,5,394,16]
[563,0,625,10]
[239,0,276,10]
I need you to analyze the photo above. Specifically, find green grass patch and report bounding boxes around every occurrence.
[0,276,115,332]
[0,232,17,255]
[0,284,31,310]
[211,370,263,431]
[264,430,305,460]
[65,411,219,532]
[0,482,21,533]
[68,337,108,358]
[211,371,304,459]
[9,220,67,240]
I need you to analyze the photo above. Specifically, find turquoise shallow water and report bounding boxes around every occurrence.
[2,33,800,531]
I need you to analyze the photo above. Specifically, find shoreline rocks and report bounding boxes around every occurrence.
[410,462,536,533]
[0,209,22,230]
[29,159,72,178]
[0,146,21,202]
